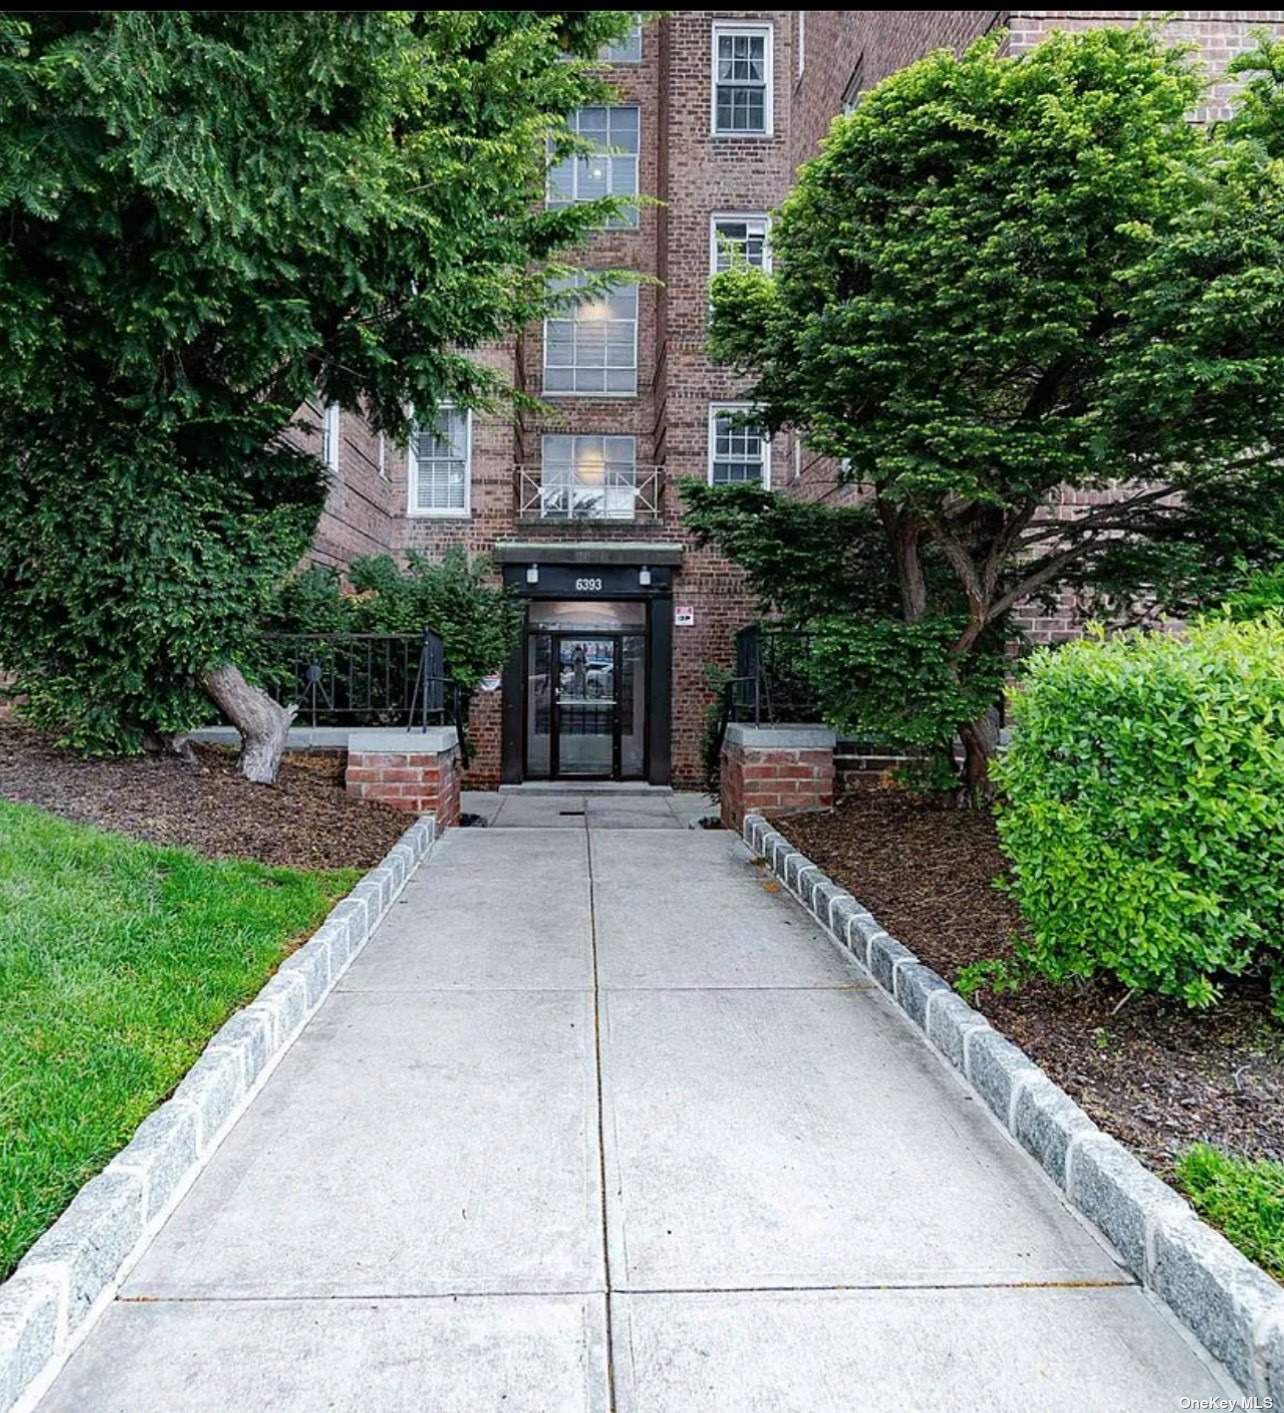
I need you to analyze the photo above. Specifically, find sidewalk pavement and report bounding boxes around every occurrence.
[36,799,1235,1410]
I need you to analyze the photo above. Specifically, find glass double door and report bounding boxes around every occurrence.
[526,627,647,780]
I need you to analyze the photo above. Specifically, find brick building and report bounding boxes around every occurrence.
[303,11,1284,788]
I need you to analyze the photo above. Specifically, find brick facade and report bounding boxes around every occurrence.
[720,724,836,831]
[345,733,462,826]
[303,12,1284,782]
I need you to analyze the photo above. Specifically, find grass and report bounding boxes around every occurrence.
[0,799,358,1278]
[1175,1143,1284,1281]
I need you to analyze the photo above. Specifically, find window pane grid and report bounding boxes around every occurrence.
[711,412,767,486]
[544,276,638,395]
[540,435,637,519]
[547,106,639,228]
[713,218,768,273]
[715,31,768,133]
[601,21,642,63]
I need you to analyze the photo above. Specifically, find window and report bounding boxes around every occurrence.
[321,403,340,473]
[540,435,637,519]
[600,18,642,63]
[709,405,769,487]
[544,274,638,395]
[713,24,772,135]
[796,11,805,79]
[710,214,770,276]
[547,106,639,228]
[408,404,470,515]
[842,55,866,114]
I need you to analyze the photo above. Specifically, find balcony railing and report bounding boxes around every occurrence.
[515,463,665,523]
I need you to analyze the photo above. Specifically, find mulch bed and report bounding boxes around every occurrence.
[0,722,407,871]
[777,788,1284,1178]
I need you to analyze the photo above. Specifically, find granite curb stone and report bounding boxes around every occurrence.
[0,1277,60,1413]
[743,811,1284,1400]
[103,1109,200,1224]
[894,962,952,1029]
[925,990,992,1073]
[0,815,437,1413]
[1150,1211,1283,1392]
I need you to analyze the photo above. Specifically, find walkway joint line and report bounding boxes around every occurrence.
[585,820,618,1413]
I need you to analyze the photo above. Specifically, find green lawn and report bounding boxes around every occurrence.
[0,799,358,1278]
[1176,1143,1284,1281]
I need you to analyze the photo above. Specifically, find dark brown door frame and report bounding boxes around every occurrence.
[549,631,622,782]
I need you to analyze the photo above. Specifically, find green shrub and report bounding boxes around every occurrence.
[994,617,1284,1014]
[265,549,522,690]
[1222,563,1284,622]
[1174,1144,1284,1279]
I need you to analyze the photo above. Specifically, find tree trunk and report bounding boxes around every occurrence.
[142,730,198,765]
[201,663,296,785]
[956,707,1002,806]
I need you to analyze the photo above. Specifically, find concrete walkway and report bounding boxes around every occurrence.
[39,802,1234,1410]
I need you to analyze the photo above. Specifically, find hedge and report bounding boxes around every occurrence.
[994,617,1284,1014]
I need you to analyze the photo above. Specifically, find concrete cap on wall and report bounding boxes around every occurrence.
[347,727,459,754]
[724,723,836,750]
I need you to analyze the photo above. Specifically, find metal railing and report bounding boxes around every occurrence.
[515,464,665,522]
[257,629,472,766]
[729,623,819,725]
[711,624,821,769]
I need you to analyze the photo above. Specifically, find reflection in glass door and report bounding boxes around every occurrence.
[523,600,650,781]
[554,636,616,777]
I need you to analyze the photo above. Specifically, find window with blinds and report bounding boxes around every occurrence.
[409,405,470,515]
[547,107,639,228]
[544,275,638,395]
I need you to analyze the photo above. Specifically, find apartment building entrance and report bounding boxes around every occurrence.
[498,552,676,786]
[527,615,646,780]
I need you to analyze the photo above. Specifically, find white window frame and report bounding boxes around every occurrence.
[709,212,772,278]
[708,402,771,488]
[711,23,774,137]
[407,404,472,518]
[546,105,641,229]
[540,433,638,520]
[543,275,639,398]
[796,11,805,79]
[321,402,341,473]
[600,18,642,64]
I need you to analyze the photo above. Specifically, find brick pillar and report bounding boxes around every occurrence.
[345,728,462,829]
[720,724,837,833]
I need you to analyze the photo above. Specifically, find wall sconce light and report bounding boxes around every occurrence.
[526,563,539,585]
[638,565,652,587]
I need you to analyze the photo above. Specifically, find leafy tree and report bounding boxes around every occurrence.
[0,10,636,780]
[683,480,1010,790]
[707,26,1284,796]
